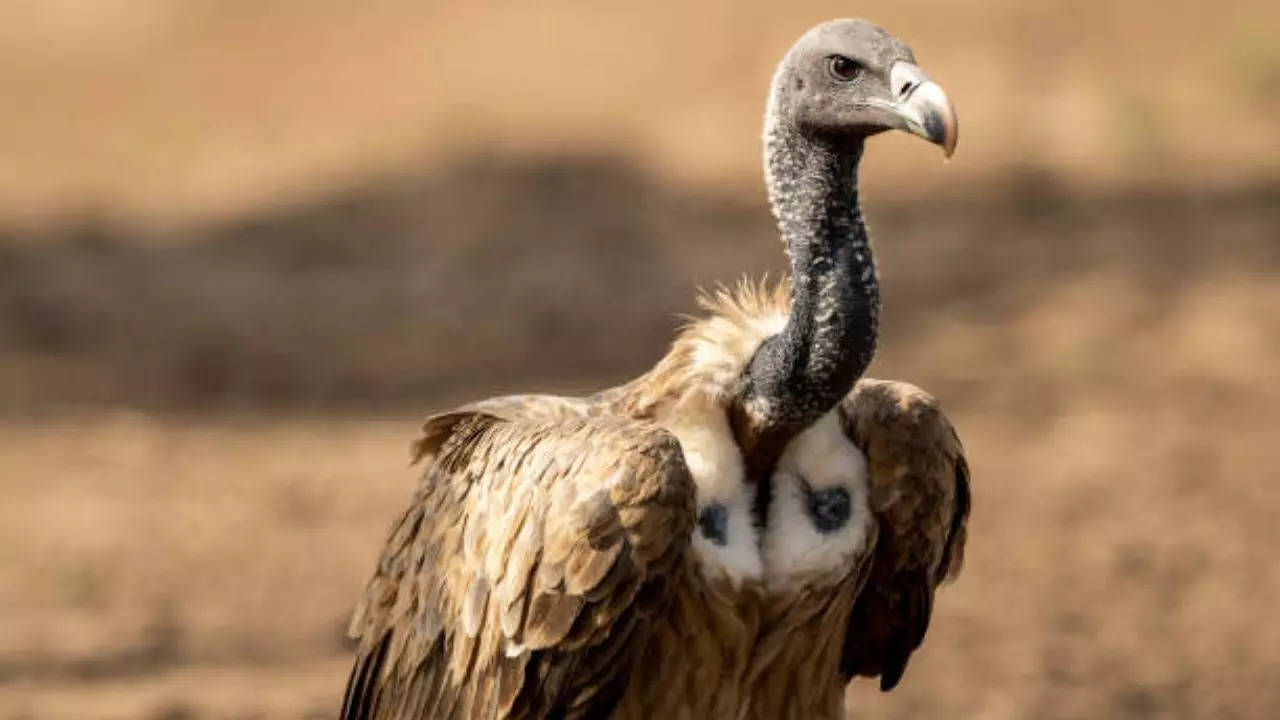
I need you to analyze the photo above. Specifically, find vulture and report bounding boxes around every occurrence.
[343,18,970,720]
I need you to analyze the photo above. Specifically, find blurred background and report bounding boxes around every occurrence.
[2,1,1278,718]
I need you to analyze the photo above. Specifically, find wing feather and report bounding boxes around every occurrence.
[838,378,971,691]
[343,402,696,719]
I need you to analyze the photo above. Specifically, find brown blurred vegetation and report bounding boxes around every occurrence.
[2,1,1280,719]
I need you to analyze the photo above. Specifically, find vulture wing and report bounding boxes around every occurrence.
[342,404,696,719]
[837,379,971,691]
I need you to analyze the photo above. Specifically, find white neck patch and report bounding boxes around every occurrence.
[657,399,762,587]
[763,410,872,590]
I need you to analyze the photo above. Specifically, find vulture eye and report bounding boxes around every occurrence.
[828,55,861,81]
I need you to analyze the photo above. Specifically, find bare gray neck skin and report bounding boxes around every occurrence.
[735,119,879,476]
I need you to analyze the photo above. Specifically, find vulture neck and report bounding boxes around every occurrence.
[735,125,878,483]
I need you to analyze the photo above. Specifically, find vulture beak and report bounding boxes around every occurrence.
[883,62,958,158]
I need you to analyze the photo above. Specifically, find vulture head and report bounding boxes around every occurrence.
[767,18,957,156]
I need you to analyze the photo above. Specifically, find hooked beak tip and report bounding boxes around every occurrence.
[889,62,958,158]
[912,80,958,159]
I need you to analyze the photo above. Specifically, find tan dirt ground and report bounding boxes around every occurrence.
[3,2,1279,717]
[4,189,1279,717]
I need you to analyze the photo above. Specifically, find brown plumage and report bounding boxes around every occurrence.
[838,380,971,692]
[342,285,971,719]
[344,410,697,720]
[342,284,772,720]
[343,17,969,719]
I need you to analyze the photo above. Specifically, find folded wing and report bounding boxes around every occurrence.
[343,405,696,719]
[838,379,971,691]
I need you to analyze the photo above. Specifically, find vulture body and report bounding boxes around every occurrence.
[344,18,969,720]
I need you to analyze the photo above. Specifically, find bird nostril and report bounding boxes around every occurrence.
[897,80,919,98]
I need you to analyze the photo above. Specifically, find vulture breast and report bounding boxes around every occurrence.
[655,398,763,586]
[764,410,875,589]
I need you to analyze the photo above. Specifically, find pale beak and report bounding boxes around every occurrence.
[884,62,958,158]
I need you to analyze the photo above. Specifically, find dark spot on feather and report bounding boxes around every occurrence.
[807,486,851,533]
[697,504,728,546]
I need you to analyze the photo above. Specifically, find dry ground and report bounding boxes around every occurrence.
[3,172,1279,718]
[5,272,1280,718]
[3,2,1280,718]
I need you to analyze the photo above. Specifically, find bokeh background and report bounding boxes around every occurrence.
[2,1,1278,718]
